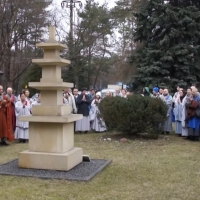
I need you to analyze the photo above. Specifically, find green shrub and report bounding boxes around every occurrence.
[99,95,168,138]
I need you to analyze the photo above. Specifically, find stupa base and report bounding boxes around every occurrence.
[18,148,83,171]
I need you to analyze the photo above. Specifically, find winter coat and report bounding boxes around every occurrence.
[76,94,90,116]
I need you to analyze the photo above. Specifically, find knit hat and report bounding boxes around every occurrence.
[153,87,159,93]
[96,92,101,97]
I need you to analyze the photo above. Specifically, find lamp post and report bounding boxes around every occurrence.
[61,0,82,42]
[0,70,4,86]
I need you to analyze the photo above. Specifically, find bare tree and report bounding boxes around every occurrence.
[0,0,52,90]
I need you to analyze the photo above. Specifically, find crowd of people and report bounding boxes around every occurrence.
[143,85,200,140]
[1,84,200,146]
[0,86,39,145]
[0,86,127,146]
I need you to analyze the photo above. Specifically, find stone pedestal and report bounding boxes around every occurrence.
[19,148,83,171]
[18,26,83,171]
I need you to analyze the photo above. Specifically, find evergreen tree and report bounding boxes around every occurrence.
[132,0,200,90]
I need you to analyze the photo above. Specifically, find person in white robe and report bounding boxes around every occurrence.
[172,85,181,103]
[90,92,107,132]
[32,93,41,105]
[115,89,121,97]
[22,89,33,106]
[31,93,41,113]
[172,85,183,131]
[121,89,127,98]
[18,89,32,103]
[161,89,173,134]
[15,93,31,143]
[63,90,77,113]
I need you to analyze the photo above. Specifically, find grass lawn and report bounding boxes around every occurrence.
[0,133,200,200]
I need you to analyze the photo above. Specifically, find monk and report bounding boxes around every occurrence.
[0,85,14,145]
[6,87,17,132]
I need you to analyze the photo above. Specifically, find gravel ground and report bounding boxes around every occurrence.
[0,159,112,181]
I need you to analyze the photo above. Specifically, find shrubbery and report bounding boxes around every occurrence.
[99,95,168,138]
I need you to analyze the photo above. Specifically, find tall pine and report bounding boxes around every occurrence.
[132,0,200,90]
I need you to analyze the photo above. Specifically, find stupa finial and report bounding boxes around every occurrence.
[49,26,56,41]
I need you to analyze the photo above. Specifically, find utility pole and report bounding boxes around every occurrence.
[61,0,82,42]
[61,0,82,88]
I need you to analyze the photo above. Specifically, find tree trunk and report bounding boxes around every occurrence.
[87,47,92,89]
[93,65,102,89]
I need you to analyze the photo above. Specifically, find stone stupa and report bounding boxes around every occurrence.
[18,26,83,171]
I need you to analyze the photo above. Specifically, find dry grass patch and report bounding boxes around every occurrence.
[0,133,200,200]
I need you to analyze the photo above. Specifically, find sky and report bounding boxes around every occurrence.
[92,0,116,7]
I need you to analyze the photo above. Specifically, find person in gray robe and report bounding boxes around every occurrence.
[161,89,173,134]
[181,88,192,137]
[90,92,107,132]
[173,86,180,103]
[174,90,185,135]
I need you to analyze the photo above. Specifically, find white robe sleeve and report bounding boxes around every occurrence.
[15,101,23,116]
[70,94,77,113]
[91,99,96,107]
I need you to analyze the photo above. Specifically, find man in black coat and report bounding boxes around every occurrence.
[75,88,91,133]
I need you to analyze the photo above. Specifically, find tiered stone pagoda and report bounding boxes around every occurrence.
[18,26,83,171]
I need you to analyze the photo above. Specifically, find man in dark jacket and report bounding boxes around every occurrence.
[75,88,91,133]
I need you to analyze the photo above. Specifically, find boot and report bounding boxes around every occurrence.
[0,138,9,145]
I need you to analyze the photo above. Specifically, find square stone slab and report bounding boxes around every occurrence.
[0,159,112,181]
